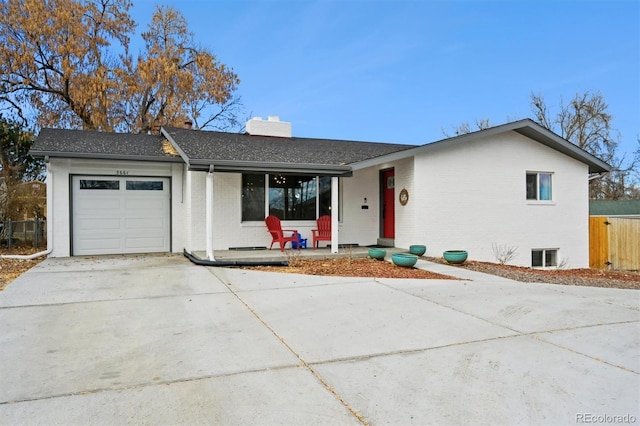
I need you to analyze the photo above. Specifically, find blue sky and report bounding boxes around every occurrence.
[130,0,639,160]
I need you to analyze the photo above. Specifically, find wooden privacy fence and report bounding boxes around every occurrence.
[589,217,640,271]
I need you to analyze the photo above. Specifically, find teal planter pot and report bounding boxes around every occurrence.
[443,250,468,264]
[392,253,418,267]
[409,245,426,256]
[368,248,387,260]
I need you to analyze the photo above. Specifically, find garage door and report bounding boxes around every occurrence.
[72,176,170,255]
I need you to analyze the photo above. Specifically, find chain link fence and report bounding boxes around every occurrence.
[0,219,47,248]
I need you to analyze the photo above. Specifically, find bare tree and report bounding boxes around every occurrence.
[442,118,492,137]
[0,0,242,133]
[531,91,637,199]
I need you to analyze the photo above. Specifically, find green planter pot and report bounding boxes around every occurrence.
[392,253,418,267]
[409,245,426,256]
[443,250,468,264]
[368,248,387,260]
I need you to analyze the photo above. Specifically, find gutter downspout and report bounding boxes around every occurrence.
[1,160,53,260]
[183,250,288,267]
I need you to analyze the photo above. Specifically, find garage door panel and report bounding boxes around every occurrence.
[126,237,167,250]
[76,218,122,231]
[75,197,122,210]
[125,217,166,230]
[124,204,167,218]
[72,176,170,255]
[125,199,165,208]
[75,237,123,251]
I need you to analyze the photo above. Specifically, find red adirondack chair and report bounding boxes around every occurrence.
[312,215,332,249]
[265,215,300,251]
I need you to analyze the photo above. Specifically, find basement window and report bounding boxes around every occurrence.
[531,249,557,267]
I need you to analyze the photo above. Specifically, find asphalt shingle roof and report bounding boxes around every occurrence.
[31,128,180,162]
[30,120,611,175]
[162,127,415,166]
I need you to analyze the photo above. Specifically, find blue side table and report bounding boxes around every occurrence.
[291,233,307,249]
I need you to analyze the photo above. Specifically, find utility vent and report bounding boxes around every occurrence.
[245,116,292,138]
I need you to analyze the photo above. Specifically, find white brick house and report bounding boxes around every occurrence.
[31,118,610,268]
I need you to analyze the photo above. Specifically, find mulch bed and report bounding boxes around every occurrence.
[248,255,640,289]
[425,257,640,290]
[246,257,457,280]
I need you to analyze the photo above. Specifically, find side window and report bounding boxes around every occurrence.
[526,172,553,201]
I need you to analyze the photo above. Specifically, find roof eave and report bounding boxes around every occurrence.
[352,119,612,173]
[188,159,353,177]
[30,150,183,163]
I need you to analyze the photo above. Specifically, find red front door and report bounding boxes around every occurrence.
[382,169,395,238]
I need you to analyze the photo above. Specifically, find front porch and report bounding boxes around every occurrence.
[190,245,405,263]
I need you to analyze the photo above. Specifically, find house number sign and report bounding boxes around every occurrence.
[399,188,409,206]
[116,170,129,175]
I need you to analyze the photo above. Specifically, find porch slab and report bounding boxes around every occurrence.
[193,246,408,263]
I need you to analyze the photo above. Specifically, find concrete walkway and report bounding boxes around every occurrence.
[0,254,638,425]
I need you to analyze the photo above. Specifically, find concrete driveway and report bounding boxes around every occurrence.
[0,254,638,425]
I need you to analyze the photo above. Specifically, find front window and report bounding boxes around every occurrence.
[526,172,553,201]
[242,174,266,221]
[318,176,332,216]
[242,173,335,221]
[532,249,557,267]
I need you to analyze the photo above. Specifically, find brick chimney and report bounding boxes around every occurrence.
[245,116,292,138]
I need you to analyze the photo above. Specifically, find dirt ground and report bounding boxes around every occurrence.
[1,247,638,291]
[0,245,46,291]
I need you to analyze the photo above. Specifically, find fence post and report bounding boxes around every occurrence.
[34,219,41,247]
[6,220,12,249]
[38,218,44,248]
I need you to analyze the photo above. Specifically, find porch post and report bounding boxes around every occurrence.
[331,176,339,253]
[206,165,215,261]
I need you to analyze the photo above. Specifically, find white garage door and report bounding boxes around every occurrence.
[72,176,170,255]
